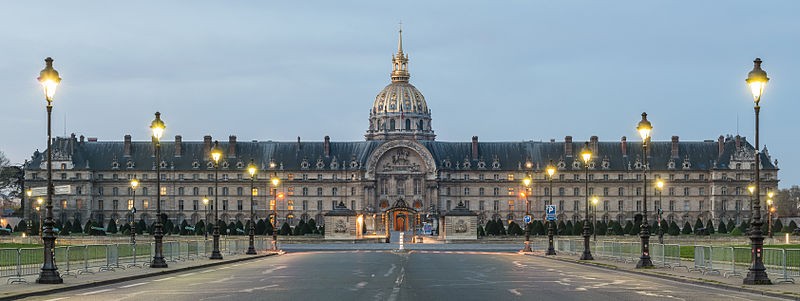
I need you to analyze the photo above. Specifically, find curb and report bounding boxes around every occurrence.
[534,254,800,300]
[0,252,279,301]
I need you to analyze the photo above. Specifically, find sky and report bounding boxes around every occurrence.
[1,1,798,187]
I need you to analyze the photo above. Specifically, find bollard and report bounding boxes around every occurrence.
[399,232,404,251]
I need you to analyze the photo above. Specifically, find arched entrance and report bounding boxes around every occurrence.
[384,199,418,233]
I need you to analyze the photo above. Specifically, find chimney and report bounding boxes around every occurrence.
[79,135,85,143]
[590,135,598,154]
[564,136,573,157]
[297,136,301,150]
[175,135,182,157]
[718,135,725,156]
[671,136,679,158]
[203,135,212,156]
[735,135,741,149]
[124,134,132,157]
[228,135,237,158]
[621,136,627,157]
[471,136,479,160]
[324,136,331,157]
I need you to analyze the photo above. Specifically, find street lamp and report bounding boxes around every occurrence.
[579,142,594,260]
[546,160,557,256]
[521,175,532,253]
[26,189,32,236]
[744,58,771,285]
[634,112,655,268]
[202,196,209,240]
[246,159,258,255]
[271,176,281,251]
[210,141,224,260]
[592,196,598,241]
[149,112,168,268]
[36,57,63,284]
[767,191,775,239]
[130,178,139,244]
[656,179,665,244]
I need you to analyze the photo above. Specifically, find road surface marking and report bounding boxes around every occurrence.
[120,282,149,288]
[384,264,396,277]
[199,269,216,273]
[153,276,175,282]
[43,298,70,301]
[178,272,198,277]
[77,289,114,296]
[508,289,522,296]
[387,267,405,301]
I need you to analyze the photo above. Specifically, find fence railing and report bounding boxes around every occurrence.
[1,238,269,284]
[554,238,800,284]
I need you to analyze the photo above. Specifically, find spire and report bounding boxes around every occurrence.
[391,26,410,82]
[397,23,404,54]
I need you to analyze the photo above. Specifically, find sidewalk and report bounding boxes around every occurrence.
[531,251,800,299]
[0,251,280,301]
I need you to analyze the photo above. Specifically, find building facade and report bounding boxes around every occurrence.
[23,31,780,233]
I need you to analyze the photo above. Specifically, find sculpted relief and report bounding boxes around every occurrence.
[379,148,423,173]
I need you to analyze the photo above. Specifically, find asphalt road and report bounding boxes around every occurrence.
[22,251,789,301]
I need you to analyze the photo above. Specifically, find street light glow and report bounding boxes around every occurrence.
[210,141,223,163]
[130,178,139,189]
[150,112,166,141]
[37,57,61,102]
[656,179,664,190]
[637,112,652,143]
[746,58,769,103]
[580,142,592,164]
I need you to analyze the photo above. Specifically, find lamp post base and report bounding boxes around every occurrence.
[743,271,772,285]
[151,257,168,268]
[580,251,594,260]
[580,232,593,260]
[36,270,63,284]
[210,232,223,260]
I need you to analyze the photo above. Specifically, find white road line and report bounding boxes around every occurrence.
[199,269,216,273]
[77,288,114,296]
[508,289,522,296]
[119,282,149,288]
[43,298,70,301]
[178,272,198,277]
[152,276,176,282]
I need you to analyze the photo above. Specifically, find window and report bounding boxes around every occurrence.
[603,200,610,211]
[636,187,641,196]
[178,187,185,196]
[113,174,119,180]
[574,174,580,181]
[618,200,623,211]
[721,187,728,195]
[735,200,742,211]
[618,187,624,196]
[288,187,295,196]
[683,200,690,211]
[252,188,259,196]
[222,187,229,196]
[143,199,149,209]
[479,188,485,196]
[573,188,579,196]
[573,200,579,212]
[699,174,705,181]
[317,200,322,211]
[179,200,185,211]
[559,187,565,196]
[463,174,470,181]
[127,199,134,210]
[270,200,276,211]
[636,200,641,211]
[559,200,565,212]
[287,200,294,211]
[396,180,404,195]
[317,187,323,196]
[237,187,243,196]
[302,200,308,211]
[161,187,167,196]
[559,174,565,181]
[331,201,336,210]
[221,200,228,210]
[332,187,338,196]
[507,174,514,181]
[508,200,515,211]
[142,187,148,196]
[603,174,609,181]
[493,188,499,196]
[193,200,198,211]
[446,200,452,210]
[193,174,199,180]
[683,187,690,196]
[97,200,102,210]
[588,187,594,195]
[479,200,485,211]
[493,200,499,211]
[193,187,199,196]
[464,188,470,195]
[446,187,451,196]
[699,187,705,196]
[302,187,308,196]
[112,187,119,196]
[414,179,421,195]
[669,200,675,211]
[684,174,690,180]
[668,187,675,196]
[317,174,323,180]
[699,200,704,211]
[618,174,623,180]
[237,200,243,211]
[208,187,213,196]
[507,188,515,196]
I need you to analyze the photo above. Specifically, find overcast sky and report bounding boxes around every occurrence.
[1,1,798,187]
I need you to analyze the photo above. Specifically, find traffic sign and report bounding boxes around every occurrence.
[523,215,532,224]
[29,185,72,197]
[546,205,557,221]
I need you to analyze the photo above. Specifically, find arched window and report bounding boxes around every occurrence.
[418,120,424,130]
[390,119,396,130]
[405,119,411,130]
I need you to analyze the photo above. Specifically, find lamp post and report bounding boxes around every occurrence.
[546,160,557,256]
[202,196,209,240]
[26,189,32,237]
[592,197,598,241]
[767,192,774,239]
[521,174,532,253]
[635,112,655,268]
[246,160,258,255]
[36,198,43,239]
[149,112,168,268]
[744,58,771,285]
[579,142,593,260]
[210,141,224,259]
[36,57,63,284]
[130,178,139,244]
[270,176,281,251]
[656,179,664,244]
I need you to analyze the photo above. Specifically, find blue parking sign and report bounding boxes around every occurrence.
[546,205,557,221]
[523,215,532,224]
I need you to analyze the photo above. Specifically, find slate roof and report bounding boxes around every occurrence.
[25,135,777,172]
